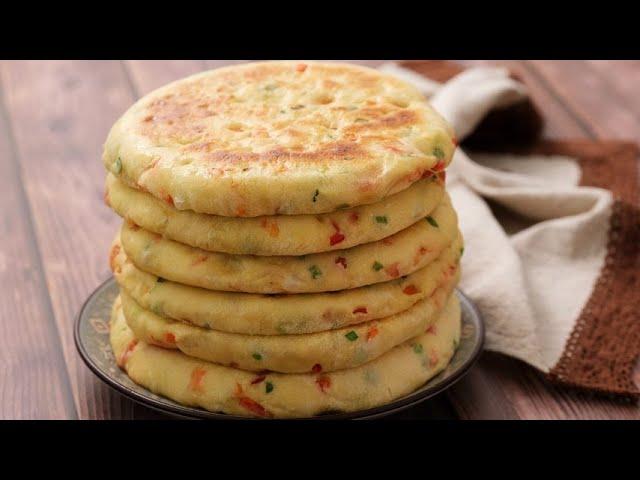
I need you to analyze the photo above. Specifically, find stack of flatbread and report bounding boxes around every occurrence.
[103,61,462,418]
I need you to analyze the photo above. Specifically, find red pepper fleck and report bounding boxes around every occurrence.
[189,367,206,392]
[251,375,266,385]
[382,237,394,246]
[236,207,247,216]
[316,375,331,393]
[260,218,280,238]
[349,212,359,224]
[385,262,400,278]
[164,194,174,207]
[296,63,307,72]
[429,351,439,367]
[403,285,420,295]
[426,324,437,335]
[335,257,347,269]
[311,363,323,373]
[109,244,121,272]
[433,160,446,172]
[103,190,110,206]
[330,232,345,246]
[366,326,379,341]
[238,397,272,417]
[353,306,368,314]
[128,222,140,231]
[414,246,430,265]
[191,254,208,266]
[164,332,176,345]
[118,339,138,367]
[234,383,272,417]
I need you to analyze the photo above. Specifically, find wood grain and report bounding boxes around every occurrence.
[0,77,77,419]
[585,61,640,119]
[0,60,165,419]
[528,60,640,139]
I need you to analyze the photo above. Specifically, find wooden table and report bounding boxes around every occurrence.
[1,60,638,420]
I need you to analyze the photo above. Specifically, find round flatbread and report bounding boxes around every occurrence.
[111,233,463,334]
[111,293,461,418]
[119,193,458,294]
[119,268,458,373]
[105,172,445,256]
[103,61,456,217]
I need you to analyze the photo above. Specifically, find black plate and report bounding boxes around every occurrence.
[75,277,484,419]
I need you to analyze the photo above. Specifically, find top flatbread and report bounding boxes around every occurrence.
[103,61,456,217]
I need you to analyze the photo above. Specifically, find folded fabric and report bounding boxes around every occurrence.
[381,61,640,397]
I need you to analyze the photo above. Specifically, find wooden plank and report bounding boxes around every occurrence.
[203,60,385,70]
[583,61,640,127]
[528,60,640,139]
[444,60,640,419]
[0,60,166,419]
[0,76,77,419]
[124,60,207,96]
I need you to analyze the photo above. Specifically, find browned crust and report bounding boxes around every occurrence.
[134,62,437,166]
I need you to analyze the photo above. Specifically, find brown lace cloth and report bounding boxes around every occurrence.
[401,61,640,399]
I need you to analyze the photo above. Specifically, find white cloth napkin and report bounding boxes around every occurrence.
[380,64,613,374]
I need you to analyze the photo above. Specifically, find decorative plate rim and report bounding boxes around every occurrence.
[75,277,484,420]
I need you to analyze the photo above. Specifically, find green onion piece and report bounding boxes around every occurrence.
[114,157,122,174]
[252,353,263,361]
[345,331,359,342]
[375,215,388,224]
[413,343,424,354]
[426,216,439,228]
[372,261,384,271]
[433,146,445,159]
[265,382,274,393]
[309,265,322,279]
